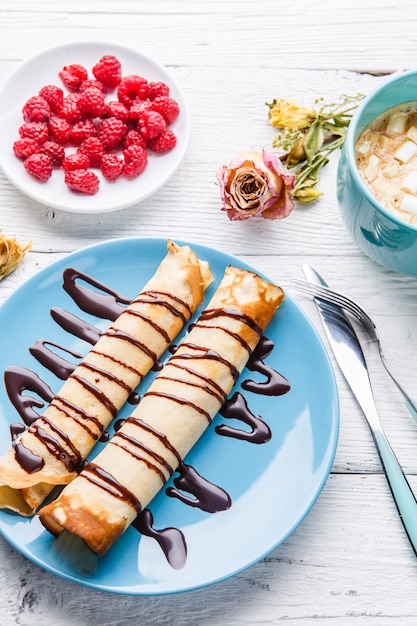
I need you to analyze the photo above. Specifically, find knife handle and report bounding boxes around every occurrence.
[405,398,417,425]
[374,429,417,554]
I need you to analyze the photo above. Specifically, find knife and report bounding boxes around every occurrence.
[302,263,417,555]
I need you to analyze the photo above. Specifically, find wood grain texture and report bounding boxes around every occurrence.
[1,0,417,623]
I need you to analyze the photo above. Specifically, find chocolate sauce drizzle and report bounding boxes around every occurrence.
[62,268,128,320]
[243,336,291,396]
[29,340,80,380]
[2,267,291,570]
[4,366,54,426]
[173,344,240,384]
[167,462,231,513]
[29,417,82,473]
[83,463,142,513]
[218,391,272,444]
[51,307,102,345]
[110,430,170,485]
[133,509,187,570]
[133,291,191,325]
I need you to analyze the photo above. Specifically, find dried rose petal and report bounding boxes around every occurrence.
[217,150,295,220]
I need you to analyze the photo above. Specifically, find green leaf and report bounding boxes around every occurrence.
[301,120,323,164]
[321,122,347,137]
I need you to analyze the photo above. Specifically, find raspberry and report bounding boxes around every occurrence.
[48,117,72,145]
[125,129,148,149]
[38,85,64,114]
[79,136,105,166]
[19,122,49,144]
[13,138,40,159]
[62,151,91,172]
[97,117,127,150]
[79,79,107,94]
[106,100,130,122]
[12,55,178,196]
[138,109,166,140]
[92,55,122,89]
[65,169,100,195]
[70,119,97,145]
[22,96,51,123]
[41,141,65,166]
[60,94,82,124]
[148,81,170,100]
[58,64,88,92]
[149,129,177,154]
[100,153,124,181]
[23,153,53,181]
[128,99,152,122]
[123,144,148,179]
[78,87,107,118]
[151,96,180,125]
[117,75,149,107]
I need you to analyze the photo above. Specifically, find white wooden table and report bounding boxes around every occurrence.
[1,1,417,624]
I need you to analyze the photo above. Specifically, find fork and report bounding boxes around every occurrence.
[290,277,417,422]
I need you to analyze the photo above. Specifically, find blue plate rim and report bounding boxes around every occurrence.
[0,237,339,595]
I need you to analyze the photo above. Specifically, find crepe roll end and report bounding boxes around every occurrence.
[0,485,37,517]
[40,491,126,555]
[213,266,285,331]
[166,238,214,297]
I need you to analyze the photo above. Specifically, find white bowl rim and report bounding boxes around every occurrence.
[0,40,191,214]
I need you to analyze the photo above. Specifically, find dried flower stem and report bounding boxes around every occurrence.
[267,94,365,202]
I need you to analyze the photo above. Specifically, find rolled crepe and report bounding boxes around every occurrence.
[0,240,213,515]
[39,266,284,555]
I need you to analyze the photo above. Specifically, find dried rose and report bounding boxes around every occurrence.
[0,232,31,281]
[216,150,295,221]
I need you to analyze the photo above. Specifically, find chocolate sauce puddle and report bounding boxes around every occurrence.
[242,336,291,396]
[4,366,55,426]
[29,340,80,380]
[133,509,187,570]
[51,307,102,345]
[166,462,231,513]
[13,440,44,473]
[63,268,129,320]
[10,422,25,441]
[217,391,271,444]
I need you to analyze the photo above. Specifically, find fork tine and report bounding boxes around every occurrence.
[290,278,363,321]
[289,278,378,332]
[290,276,417,423]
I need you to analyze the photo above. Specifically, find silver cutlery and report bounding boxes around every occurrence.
[291,272,417,422]
[290,265,417,555]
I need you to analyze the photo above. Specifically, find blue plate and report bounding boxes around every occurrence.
[0,238,339,595]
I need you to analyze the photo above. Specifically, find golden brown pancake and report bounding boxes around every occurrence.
[39,265,284,555]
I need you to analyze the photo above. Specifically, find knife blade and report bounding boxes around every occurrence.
[302,263,417,555]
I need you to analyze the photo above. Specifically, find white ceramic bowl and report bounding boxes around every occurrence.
[0,41,191,213]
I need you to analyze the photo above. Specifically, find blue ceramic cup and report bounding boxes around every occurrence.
[337,70,417,276]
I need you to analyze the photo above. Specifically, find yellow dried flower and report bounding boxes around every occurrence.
[0,232,31,281]
[293,186,324,203]
[267,94,365,202]
[267,98,316,131]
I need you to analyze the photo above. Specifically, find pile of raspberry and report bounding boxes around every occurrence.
[13,55,180,195]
